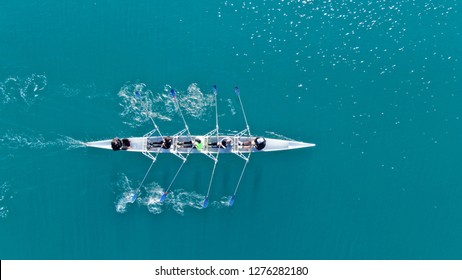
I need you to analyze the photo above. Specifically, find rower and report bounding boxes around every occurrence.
[238,139,252,148]
[162,136,172,149]
[210,137,232,149]
[149,136,172,149]
[177,140,192,148]
[177,138,203,151]
[194,138,204,151]
[238,136,266,150]
[121,138,131,150]
[111,137,123,151]
[111,137,131,150]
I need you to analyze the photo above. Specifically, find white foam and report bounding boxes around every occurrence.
[0,182,11,219]
[226,98,237,116]
[118,82,175,128]
[114,175,231,215]
[0,131,85,151]
[0,74,47,106]
[114,174,135,213]
[175,83,215,119]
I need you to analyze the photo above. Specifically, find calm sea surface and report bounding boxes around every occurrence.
[0,0,460,259]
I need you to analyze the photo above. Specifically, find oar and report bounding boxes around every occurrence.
[203,157,218,209]
[131,159,156,203]
[235,86,251,136]
[159,89,193,203]
[229,154,250,206]
[203,197,209,209]
[229,195,236,206]
[130,91,161,203]
[229,86,252,206]
[160,192,168,203]
[171,89,191,136]
[202,85,220,209]
[131,192,140,203]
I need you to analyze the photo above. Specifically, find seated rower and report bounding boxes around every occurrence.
[177,140,193,148]
[149,136,173,149]
[161,136,172,149]
[121,138,131,150]
[149,140,163,148]
[111,137,131,151]
[238,136,266,150]
[238,139,252,148]
[177,138,203,151]
[194,138,204,151]
[210,137,232,149]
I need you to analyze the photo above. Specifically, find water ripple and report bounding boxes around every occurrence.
[114,173,231,215]
[0,74,47,106]
[0,182,13,219]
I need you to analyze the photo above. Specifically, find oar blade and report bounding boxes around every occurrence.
[160,192,168,203]
[130,192,139,203]
[203,197,209,209]
[229,195,236,206]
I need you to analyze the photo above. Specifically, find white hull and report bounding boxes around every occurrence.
[85,136,315,154]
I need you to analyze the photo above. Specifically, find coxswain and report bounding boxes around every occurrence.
[254,136,266,150]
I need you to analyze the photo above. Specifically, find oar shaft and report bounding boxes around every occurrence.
[137,160,155,190]
[177,103,191,137]
[205,158,219,197]
[235,87,251,136]
[149,116,164,138]
[233,154,251,196]
[165,156,188,192]
[171,89,191,137]
[214,85,219,136]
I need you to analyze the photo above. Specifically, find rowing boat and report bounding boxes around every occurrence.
[85,86,315,207]
[85,136,315,153]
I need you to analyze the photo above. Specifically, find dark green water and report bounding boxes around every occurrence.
[0,0,461,259]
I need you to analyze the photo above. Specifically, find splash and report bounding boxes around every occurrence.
[141,185,231,216]
[0,74,47,106]
[139,183,165,215]
[176,83,215,119]
[159,188,205,216]
[226,98,237,116]
[118,82,218,128]
[211,195,233,209]
[118,83,175,128]
[114,173,231,215]
[59,83,80,97]
[0,182,12,219]
[114,174,136,213]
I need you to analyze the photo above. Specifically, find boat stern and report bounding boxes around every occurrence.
[85,140,114,150]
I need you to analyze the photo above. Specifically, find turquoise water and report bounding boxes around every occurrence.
[0,0,460,259]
